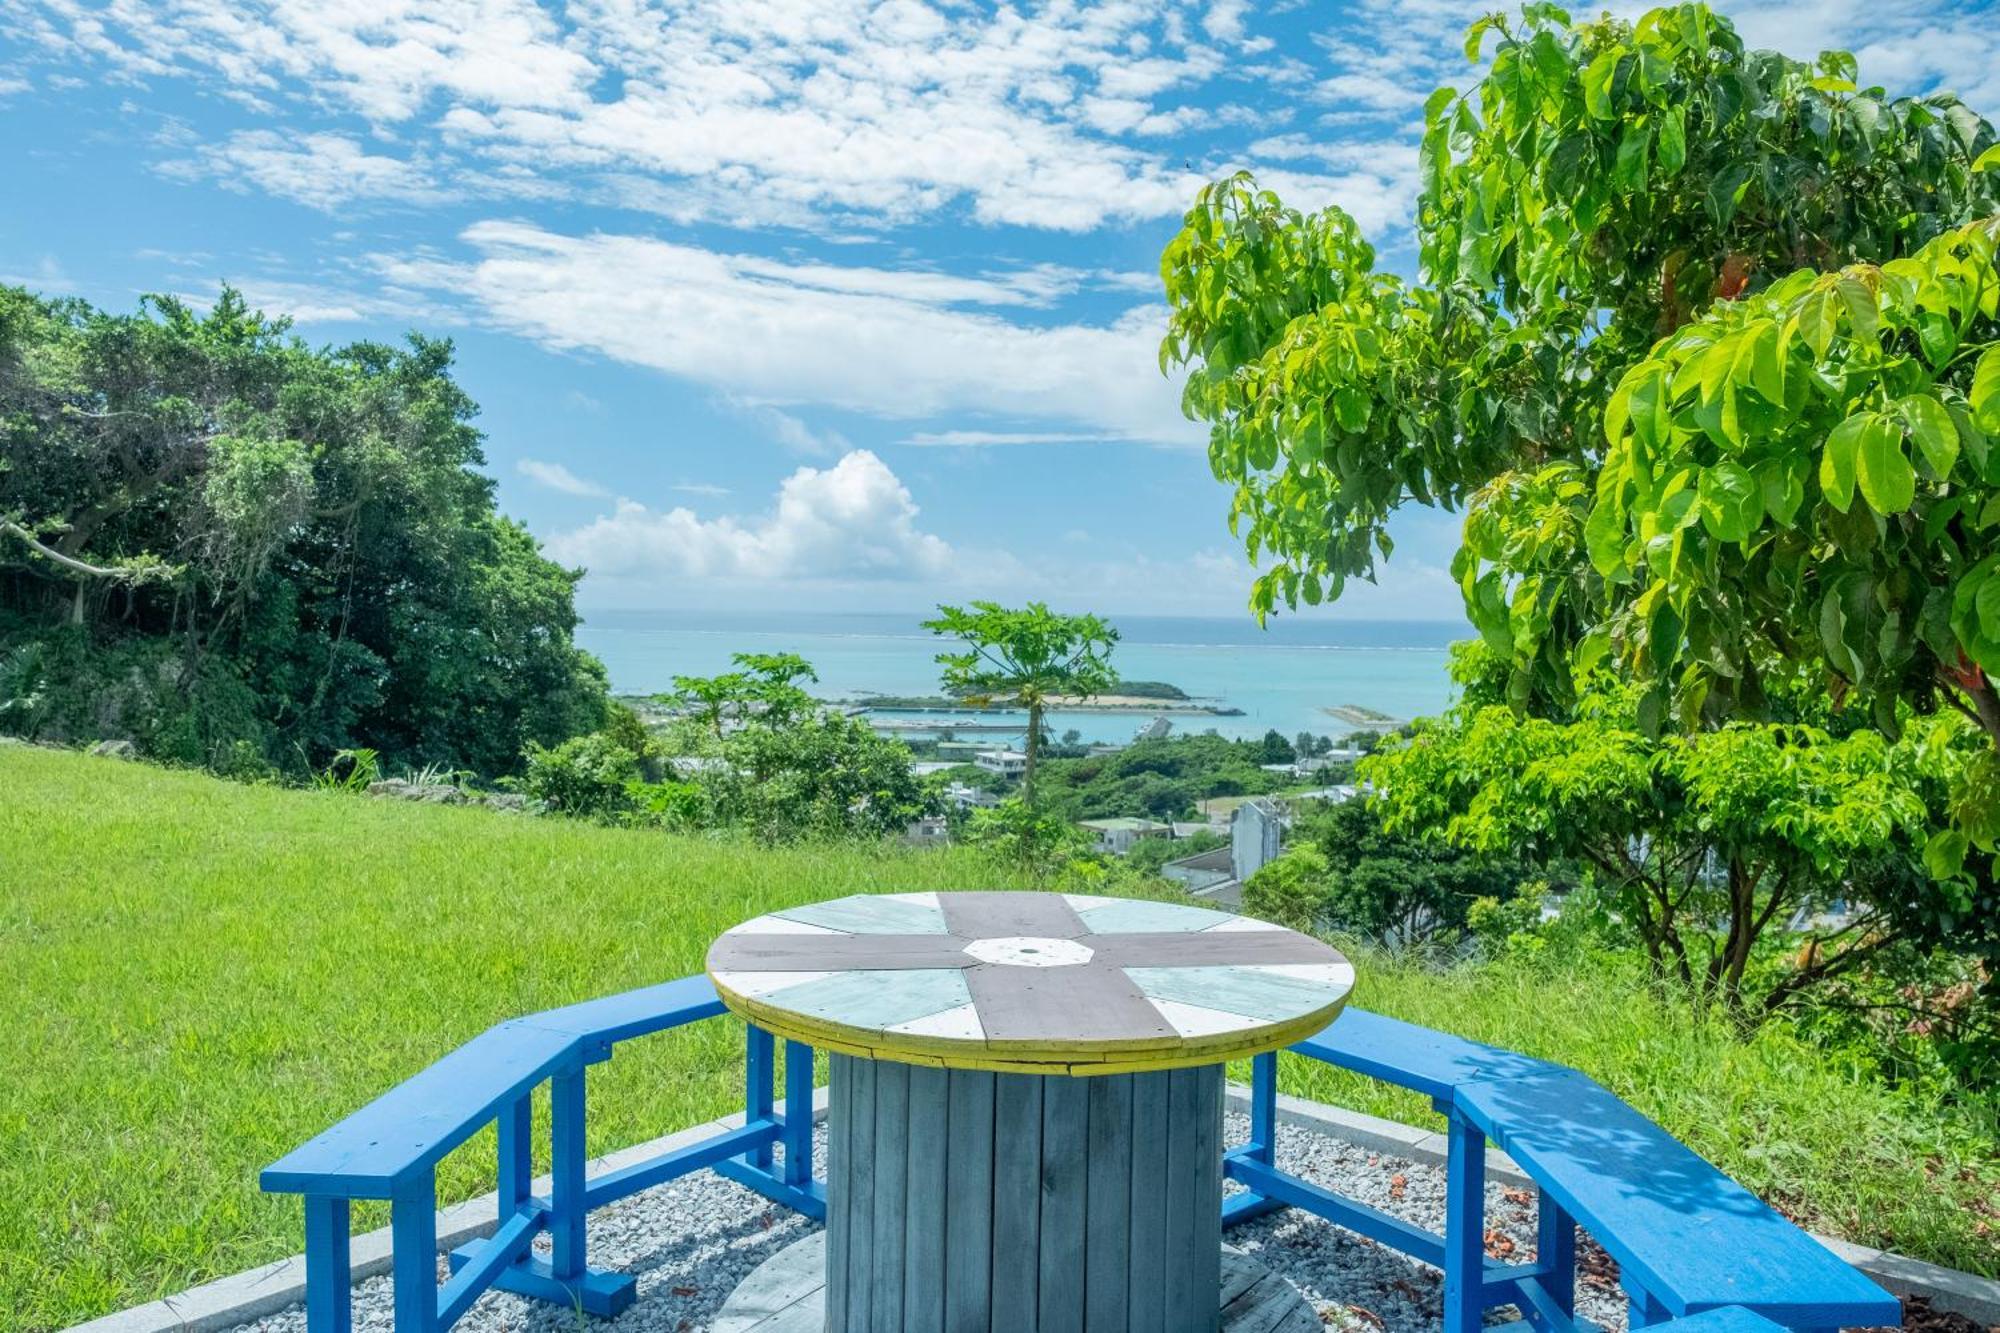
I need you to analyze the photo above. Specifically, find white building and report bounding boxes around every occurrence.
[973,748,1028,778]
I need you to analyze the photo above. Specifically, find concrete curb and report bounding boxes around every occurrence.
[1219,1085,2000,1328]
[67,1086,2000,1333]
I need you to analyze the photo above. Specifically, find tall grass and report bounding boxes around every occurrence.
[2,746,1994,1330]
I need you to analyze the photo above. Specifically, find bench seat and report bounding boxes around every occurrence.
[1291,1008,1563,1101]
[264,1021,578,1198]
[1456,1070,1901,1330]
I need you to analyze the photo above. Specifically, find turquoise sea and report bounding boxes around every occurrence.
[578,610,1466,745]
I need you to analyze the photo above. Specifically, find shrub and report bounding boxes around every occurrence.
[519,733,640,819]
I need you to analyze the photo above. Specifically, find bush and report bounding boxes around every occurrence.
[1241,845,1331,932]
[519,733,640,819]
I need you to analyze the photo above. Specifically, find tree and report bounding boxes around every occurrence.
[0,285,607,774]
[1363,666,1998,1017]
[1257,728,1297,765]
[1158,3,2000,849]
[923,601,1117,804]
[1243,797,1533,944]
[667,652,818,736]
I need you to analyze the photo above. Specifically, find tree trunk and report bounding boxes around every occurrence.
[1024,699,1042,806]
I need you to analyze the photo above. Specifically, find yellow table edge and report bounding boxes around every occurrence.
[710,971,1352,1077]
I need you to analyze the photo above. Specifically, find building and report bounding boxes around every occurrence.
[973,748,1028,778]
[943,782,1002,810]
[1160,798,1289,908]
[1077,816,1172,855]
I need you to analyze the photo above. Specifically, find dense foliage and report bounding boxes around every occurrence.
[1159,2,2000,844]
[1034,732,1290,820]
[1243,796,1534,945]
[0,287,607,775]
[1367,677,1999,1016]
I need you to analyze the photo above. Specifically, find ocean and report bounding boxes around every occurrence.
[576,609,1467,745]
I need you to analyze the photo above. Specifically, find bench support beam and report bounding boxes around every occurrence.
[303,1195,351,1333]
[1443,1112,1488,1333]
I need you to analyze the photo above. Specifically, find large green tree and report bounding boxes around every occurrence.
[1160,3,2000,855]
[0,286,607,775]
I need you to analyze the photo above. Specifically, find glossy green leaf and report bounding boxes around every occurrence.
[1820,413,1866,511]
[1900,394,1958,479]
[1699,460,1762,541]
[1973,347,2000,434]
[1854,415,1915,514]
[1657,105,1687,176]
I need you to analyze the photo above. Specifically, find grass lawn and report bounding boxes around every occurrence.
[4,745,1996,1330]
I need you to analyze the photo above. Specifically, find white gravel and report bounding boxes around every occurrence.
[230,1114,1629,1333]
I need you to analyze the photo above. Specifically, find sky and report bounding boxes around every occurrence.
[3,0,1997,622]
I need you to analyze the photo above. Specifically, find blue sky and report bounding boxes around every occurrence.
[3,0,1996,621]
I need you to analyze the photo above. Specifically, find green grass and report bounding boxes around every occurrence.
[3,746,1995,1330]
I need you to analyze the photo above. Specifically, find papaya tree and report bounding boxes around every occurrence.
[923,601,1118,804]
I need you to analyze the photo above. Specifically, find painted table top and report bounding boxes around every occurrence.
[705,892,1354,1075]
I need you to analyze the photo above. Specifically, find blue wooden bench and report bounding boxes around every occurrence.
[262,976,819,1333]
[1228,1009,1901,1333]
[267,985,1897,1333]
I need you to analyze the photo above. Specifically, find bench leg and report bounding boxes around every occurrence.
[1537,1190,1575,1317]
[457,1061,636,1320]
[1223,1051,1286,1226]
[303,1195,351,1333]
[390,1175,440,1333]
[1443,1111,1487,1333]
[782,1038,814,1188]
[745,1024,776,1172]
[1624,1281,1671,1329]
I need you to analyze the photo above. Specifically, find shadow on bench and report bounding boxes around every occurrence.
[1229,1008,1901,1333]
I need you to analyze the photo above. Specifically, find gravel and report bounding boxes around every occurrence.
[230,1114,1629,1333]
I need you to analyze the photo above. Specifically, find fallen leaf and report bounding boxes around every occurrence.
[1388,1173,1407,1201]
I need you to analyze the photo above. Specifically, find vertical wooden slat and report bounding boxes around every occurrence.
[1162,1067,1202,1327]
[1126,1069,1170,1333]
[944,1069,996,1333]
[990,1072,1045,1329]
[1083,1073,1134,1332]
[903,1065,950,1329]
[870,1060,909,1328]
[303,1195,351,1333]
[1189,1066,1223,1323]
[846,1057,877,1333]
[1037,1075,1089,1333]
[825,1056,853,1333]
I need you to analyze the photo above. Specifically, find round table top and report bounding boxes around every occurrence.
[705,891,1354,1075]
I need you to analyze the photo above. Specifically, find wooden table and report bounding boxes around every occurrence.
[706,891,1354,1332]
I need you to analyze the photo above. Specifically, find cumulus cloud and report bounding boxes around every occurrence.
[379,221,1204,446]
[517,458,608,496]
[548,450,953,584]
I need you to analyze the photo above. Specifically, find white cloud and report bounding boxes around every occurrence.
[159,131,443,210]
[380,221,1203,446]
[11,0,1369,233]
[549,449,953,584]
[517,458,609,496]
[751,406,852,458]
[672,481,731,497]
[901,431,1119,447]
